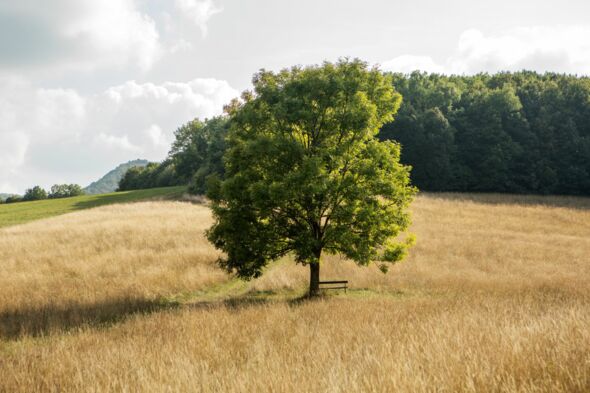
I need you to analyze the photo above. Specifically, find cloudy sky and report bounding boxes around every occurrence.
[1,0,590,194]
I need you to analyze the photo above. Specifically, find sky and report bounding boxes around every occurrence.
[1,0,590,194]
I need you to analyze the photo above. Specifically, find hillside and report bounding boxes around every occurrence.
[1,193,589,392]
[84,159,149,195]
[0,186,186,228]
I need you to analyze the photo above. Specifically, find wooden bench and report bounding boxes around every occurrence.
[318,280,348,293]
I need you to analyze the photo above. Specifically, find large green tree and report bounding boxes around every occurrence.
[207,59,416,296]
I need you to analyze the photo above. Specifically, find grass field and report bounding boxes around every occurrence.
[0,186,186,228]
[0,193,589,392]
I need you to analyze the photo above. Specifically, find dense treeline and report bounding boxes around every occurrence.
[379,71,590,195]
[117,161,180,191]
[119,71,590,196]
[118,117,228,193]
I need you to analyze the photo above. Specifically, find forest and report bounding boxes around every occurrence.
[381,71,590,195]
[118,71,590,196]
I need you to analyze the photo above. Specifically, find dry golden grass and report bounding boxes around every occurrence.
[0,201,224,338]
[255,193,590,296]
[1,193,589,392]
[3,295,589,393]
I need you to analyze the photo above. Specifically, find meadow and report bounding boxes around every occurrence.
[0,193,589,392]
[0,186,186,228]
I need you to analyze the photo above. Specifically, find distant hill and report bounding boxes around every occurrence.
[84,159,149,195]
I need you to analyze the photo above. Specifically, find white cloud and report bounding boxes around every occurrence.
[175,0,222,36]
[381,55,444,74]
[0,76,85,144]
[0,0,161,72]
[0,132,29,169]
[0,77,238,193]
[63,1,161,72]
[90,79,237,158]
[170,39,193,54]
[35,88,86,138]
[144,124,170,153]
[381,25,590,75]
[94,133,142,153]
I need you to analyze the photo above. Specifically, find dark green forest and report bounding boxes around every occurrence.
[120,71,590,196]
[381,71,590,195]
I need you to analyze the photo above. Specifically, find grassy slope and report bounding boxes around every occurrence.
[0,186,186,228]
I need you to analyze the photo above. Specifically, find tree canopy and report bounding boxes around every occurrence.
[207,59,416,296]
[168,116,229,194]
[379,71,590,195]
[22,186,47,202]
[117,161,180,191]
[49,184,84,199]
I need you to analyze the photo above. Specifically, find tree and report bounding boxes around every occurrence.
[169,119,208,183]
[117,160,181,191]
[22,186,47,201]
[188,117,229,194]
[49,184,68,198]
[381,106,455,191]
[168,116,229,194]
[118,166,146,191]
[454,87,522,191]
[65,184,84,197]
[207,59,417,297]
[49,184,84,198]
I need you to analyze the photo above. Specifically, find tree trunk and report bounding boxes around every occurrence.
[309,262,320,297]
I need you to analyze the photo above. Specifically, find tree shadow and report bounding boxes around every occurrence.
[189,297,271,311]
[72,188,187,211]
[427,192,590,210]
[0,297,178,341]
[0,288,369,341]
[1,290,309,342]
[72,193,136,210]
[187,289,322,311]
